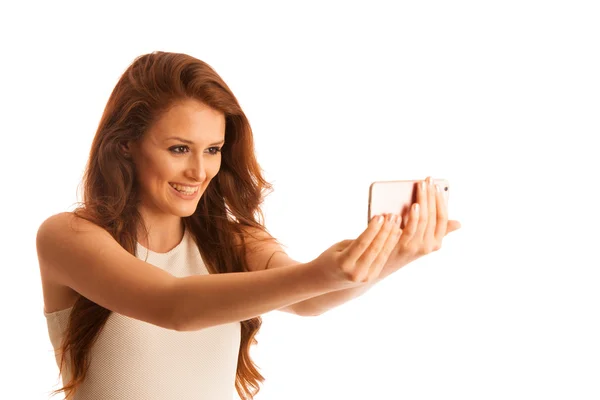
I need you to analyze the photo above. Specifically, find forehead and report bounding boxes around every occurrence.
[146,99,225,143]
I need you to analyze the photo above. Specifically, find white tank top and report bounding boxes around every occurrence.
[43,227,242,400]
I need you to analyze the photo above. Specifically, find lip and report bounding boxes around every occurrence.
[169,182,201,187]
[169,183,200,200]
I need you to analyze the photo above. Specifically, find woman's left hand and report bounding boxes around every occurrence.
[379,176,461,278]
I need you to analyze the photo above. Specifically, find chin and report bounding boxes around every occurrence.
[172,202,201,217]
[165,186,206,217]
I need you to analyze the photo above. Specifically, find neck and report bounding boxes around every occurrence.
[136,215,186,253]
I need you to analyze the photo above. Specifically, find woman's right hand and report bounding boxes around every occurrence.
[311,213,402,289]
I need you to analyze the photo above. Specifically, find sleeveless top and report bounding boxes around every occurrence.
[43,227,242,400]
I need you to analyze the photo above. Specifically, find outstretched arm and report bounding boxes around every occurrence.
[266,251,382,316]
[240,177,461,317]
[240,227,381,317]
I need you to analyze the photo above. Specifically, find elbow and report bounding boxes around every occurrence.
[167,278,213,332]
[166,278,195,332]
[172,315,211,332]
[170,308,200,332]
[171,314,187,331]
[306,310,325,317]
[173,321,191,332]
[296,306,325,317]
[292,301,325,317]
[301,312,324,317]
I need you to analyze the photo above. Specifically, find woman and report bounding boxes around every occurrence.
[37,51,459,400]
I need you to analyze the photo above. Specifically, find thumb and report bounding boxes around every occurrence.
[445,220,462,235]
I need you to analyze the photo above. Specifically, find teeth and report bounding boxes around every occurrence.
[170,183,199,194]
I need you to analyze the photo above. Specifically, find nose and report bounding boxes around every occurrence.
[188,153,207,183]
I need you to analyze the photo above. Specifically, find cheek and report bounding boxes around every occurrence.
[137,155,175,187]
[207,159,222,179]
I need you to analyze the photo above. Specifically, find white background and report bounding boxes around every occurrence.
[1,1,599,399]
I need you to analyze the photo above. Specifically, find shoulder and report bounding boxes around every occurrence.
[36,211,113,266]
[236,224,276,244]
[235,224,299,272]
[37,211,107,243]
[36,212,100,309]
[37,212,76,246]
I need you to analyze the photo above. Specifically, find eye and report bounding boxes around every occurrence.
[207,147,222,155]
[169,145,190,154]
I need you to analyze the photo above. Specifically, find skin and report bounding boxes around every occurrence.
[285,177,462,316]
[319,176,462,285]
[121,98,460,306]
[38,101,461,320]
[377,176,462,278]
[123,98,226,252]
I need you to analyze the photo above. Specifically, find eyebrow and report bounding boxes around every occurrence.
[164,136,225,146]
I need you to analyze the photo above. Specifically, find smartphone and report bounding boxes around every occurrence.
[368,179,450,228]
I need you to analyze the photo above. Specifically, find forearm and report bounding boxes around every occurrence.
[292,273,390,316]
[291,264,400,316]
[172,262,336,331]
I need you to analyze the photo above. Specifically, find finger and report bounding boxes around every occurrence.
[434,184,449,241]
[423,176,437,243]
[355,214,398,271]
[445,220,461,235]
[398,202,420,246]
[365,215,402,281]
[413,179,429,240]
[342,214,385,264]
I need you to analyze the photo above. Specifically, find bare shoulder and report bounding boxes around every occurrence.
[37,211,109,272]
[236,224,299,272]
[38,211,108,239]
[36,211,178,328]
[37,212,108,312]
[36,212,81,312]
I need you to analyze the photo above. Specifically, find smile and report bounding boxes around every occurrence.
[169,183,200,195]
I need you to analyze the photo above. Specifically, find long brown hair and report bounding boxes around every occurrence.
[51,51,273,400]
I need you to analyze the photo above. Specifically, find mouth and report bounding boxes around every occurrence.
[169,182,200,196]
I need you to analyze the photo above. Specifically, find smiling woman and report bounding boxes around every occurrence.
[37,51,288,400]
[122,99,226,230]
[36,50,458,400]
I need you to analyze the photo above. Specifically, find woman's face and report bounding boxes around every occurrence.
[126,98,226,219]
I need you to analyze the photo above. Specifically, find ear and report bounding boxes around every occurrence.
[120,140,132,159]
